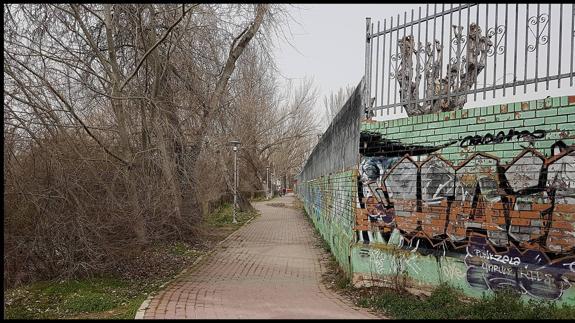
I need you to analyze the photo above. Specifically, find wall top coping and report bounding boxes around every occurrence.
[362,95,575,130]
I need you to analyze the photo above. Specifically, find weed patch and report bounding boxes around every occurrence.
[354,283,575,319]
[4,277,159,319]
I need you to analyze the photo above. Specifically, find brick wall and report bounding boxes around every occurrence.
[298,94,575,304]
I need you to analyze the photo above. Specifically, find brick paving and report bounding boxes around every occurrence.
[139,194,378,319]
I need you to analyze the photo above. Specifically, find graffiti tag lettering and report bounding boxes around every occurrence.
[474,249,521,266]
[460,129,546,147]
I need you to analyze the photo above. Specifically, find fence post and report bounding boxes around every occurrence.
[364,17,372,118]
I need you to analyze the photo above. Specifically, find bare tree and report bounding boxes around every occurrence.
[3,3,275,287]
[322,85,354,129]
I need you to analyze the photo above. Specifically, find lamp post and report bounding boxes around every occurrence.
[266,165,270,200]
[229,140,241,224]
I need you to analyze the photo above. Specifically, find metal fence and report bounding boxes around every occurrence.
[365,3,575,119]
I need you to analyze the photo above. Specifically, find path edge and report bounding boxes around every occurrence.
[134,211,259,319]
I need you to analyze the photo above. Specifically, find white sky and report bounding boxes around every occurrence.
[273,4,575,129]
[274,4,418,127]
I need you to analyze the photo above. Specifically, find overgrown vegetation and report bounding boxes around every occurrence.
[4,3,319,291]
[4,204,259,319]
[356,284,575,319]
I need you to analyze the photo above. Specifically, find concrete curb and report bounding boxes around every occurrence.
[134,212,259,319]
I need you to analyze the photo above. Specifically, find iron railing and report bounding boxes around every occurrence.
[365,3,575,119]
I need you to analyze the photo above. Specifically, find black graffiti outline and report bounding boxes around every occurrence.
[357,142,575,255]
[460,129,546,148]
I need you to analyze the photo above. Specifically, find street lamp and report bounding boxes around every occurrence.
[266,165,270,200]
[229,140,241,224]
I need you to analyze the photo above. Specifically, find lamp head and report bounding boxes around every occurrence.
[228,140,241,151]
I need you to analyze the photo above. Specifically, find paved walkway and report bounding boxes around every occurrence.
[138,194,378,319]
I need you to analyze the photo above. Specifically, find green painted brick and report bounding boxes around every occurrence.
[423,114,431,123]
[493,142,513,151]
[504,120,524,128]
[444,120,460,127]
[414,123,428,131]
[419,129,434,137]
[438,111,450,120]
[561,96,569,106]
[536,99,545,109]
[402,125,414,132]
[545,115,567,124]
[468,124,486,132]
[569,114,575,123]
[456,110,463,119]
[442,133,458,142]
[434,127,451,135]
[520,126,535,133]
[559,122,575,131]
[480,106,489,115]
[451,125,468,134]
[552,97,560,107]
[516,111,535,119]
[557,105,575,115]
[387,127,399,134]
[485,122,505,130]
[428,122,443,129]
[493,105,502,115]
[564,138,575,146]
[460,118,476,125]
[529,100,537,110]
[466,108,476,117]
[536,123,559,132]
[536,108,557,118]
[441,146,459,154]
[496,113,515,121]
[513,142,531,150]
[475,145,495,153]
[503,150,518,158]
[494,142,516,152]
[429,113,439,122]
[487,106,494,115]
[525,118,544,126]
[477,115,496,123]
[427,135,443,143]
[401,136,415,144]
[392,132,407,139]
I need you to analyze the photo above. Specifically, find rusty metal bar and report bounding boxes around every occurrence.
[364,17,371,117]
[558,4,563,87]
[370,3,477,37]
[493,3,498,98]
[503,3,509,96]
[513,3,518,95]
[375,21,380,110]
[524,4,529,94]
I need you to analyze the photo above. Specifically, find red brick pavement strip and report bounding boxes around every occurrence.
[136,195,380,319]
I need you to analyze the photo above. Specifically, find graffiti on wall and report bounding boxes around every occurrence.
[356,130,575,300]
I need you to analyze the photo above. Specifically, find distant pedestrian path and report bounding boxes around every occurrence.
[137,194,377,319]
